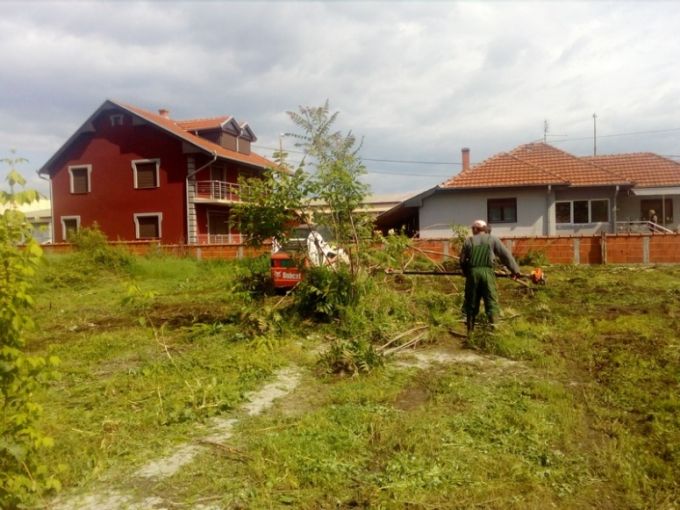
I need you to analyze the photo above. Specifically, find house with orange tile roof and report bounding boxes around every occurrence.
[377,143,680,238]
[39,99,275,244]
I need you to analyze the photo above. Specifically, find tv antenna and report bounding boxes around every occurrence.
[542,119,567,143]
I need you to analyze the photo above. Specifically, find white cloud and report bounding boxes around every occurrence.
[2,0,680,196]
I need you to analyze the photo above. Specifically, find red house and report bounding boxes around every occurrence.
[38,99,273,244]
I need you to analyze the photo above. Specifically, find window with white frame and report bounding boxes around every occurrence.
[110,114,124,127]
[61,216,80,241]
[134,213,162,239]
[487,198,517,223]
[68,165,92,194]
[132,159,160,189]
[555,199,609,224]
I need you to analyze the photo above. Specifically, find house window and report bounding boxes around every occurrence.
[68,165,92,194]
[207,211,230,243]
[573,201,589,223]
[210,165,226,182]
[61,216,80,241]
[487,198,517,223]
[132,159,160,189]
[556,199,609,224]
[591,200,609,222]
[110,114,124,127]
[555,202,571,223]
[134,213,162,239]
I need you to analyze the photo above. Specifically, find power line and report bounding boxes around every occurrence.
[551,126,680,144]
[252,143,460,166]
[363,168,452,178]
[274,155,453,178]
[256,124,680,170]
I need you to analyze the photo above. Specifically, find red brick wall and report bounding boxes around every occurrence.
[606,235,645,264]
[410,234,680,265]
[650,236,680,263]
[39,234,680,265]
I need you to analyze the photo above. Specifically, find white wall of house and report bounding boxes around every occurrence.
[418,189,550,238]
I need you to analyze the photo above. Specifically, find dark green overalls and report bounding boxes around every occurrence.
[462,235,499,327]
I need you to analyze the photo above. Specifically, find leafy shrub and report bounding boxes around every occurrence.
[317,338,384,376]
[69,224,133,270]
[294,266,358,320]
[231,255,274,299]
[1,159,60,506]
[518,249,548,267]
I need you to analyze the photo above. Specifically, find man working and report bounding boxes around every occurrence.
[459,219,521,334]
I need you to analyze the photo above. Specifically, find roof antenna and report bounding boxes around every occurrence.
[593,113,597,156]
[542,119,566,144]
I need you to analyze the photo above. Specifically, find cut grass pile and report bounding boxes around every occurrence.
[26,253,680,508]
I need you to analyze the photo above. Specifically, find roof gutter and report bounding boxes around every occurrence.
[37,170,54,243]
[186,151,218,244]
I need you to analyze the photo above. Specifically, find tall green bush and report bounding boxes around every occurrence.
[0,154,60,506]
[69,223,133,270]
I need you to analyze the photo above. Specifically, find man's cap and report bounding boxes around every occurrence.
[471,219,487,229]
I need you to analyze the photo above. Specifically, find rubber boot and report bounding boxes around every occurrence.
[466,317,475,336]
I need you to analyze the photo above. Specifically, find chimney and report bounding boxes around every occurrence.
[158,108,170,119]
[461,147,470,171]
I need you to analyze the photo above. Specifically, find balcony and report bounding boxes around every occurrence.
[194,180,243,203]
[616,220,673,234]
[196,233,243,245]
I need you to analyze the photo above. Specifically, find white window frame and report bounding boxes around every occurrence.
[133,212,163,239]
[110,114,124,127]
[555,199,610,224]
[68,164,92,193]
[131,159,161,189]
[487,197,518,224]
[61,215,81,241]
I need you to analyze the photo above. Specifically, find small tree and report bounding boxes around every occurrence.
[286,100,370,255]
[234,166,312,247]
[234,101,370,266]
[0,152,60,506]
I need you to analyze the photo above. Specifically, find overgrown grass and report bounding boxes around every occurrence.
[26,255,680,508]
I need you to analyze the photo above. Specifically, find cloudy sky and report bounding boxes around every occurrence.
[2,1,680,197]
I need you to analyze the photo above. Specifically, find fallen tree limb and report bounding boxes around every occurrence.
[378,323,427,352]
[382,331,428,356]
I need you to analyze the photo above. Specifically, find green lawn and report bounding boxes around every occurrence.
[28,254,680,508]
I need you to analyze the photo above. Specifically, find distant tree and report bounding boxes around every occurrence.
[0,152,60,506]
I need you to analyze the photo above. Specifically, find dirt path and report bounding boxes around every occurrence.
[393,340,520,371]
[52,367,301,510]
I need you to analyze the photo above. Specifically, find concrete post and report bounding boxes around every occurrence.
[573,238,580,264]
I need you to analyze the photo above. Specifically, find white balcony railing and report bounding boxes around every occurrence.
[195,180,242,202]
[196,233,243,245]
[616,220,674,234]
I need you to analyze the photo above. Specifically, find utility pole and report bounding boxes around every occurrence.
[543,119,549,143]
[593,113,597,156]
